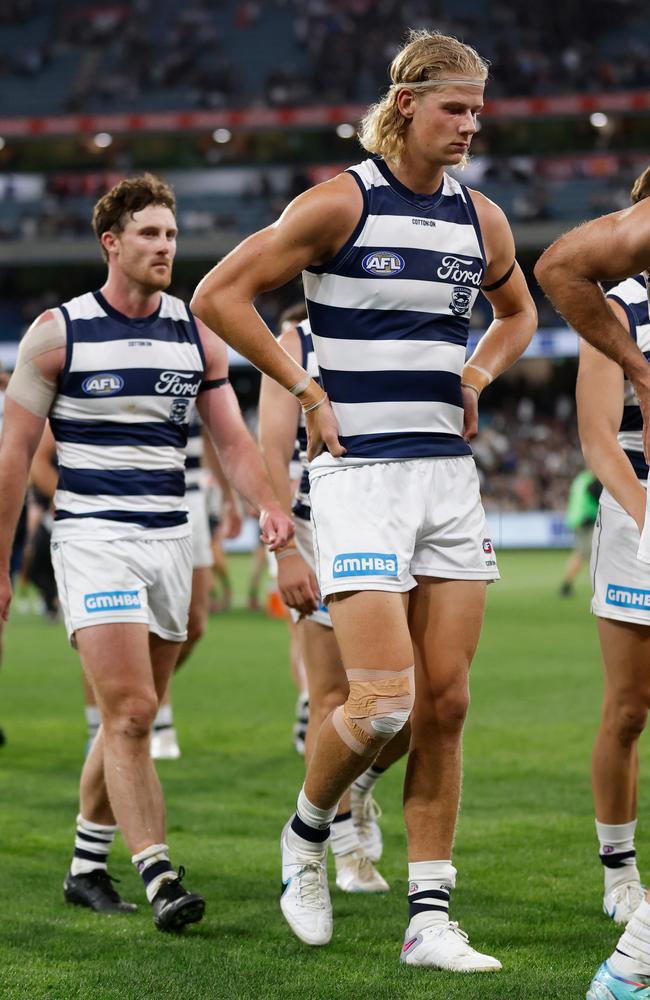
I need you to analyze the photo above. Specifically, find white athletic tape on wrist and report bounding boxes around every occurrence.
[289,376,311,396]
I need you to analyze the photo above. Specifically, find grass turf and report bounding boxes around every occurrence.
[0,550,629,999]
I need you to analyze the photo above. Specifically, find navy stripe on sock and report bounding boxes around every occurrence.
[141,860,174,887]
[408,889,450,903]
[600,849,636,869]
[370,765,386,776]
[76,830,112,845]
[332,811,352,824]
[409,902,449,917]
[291,813,330,844]
[74,847,108,863]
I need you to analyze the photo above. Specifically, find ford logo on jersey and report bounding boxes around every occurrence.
[333,552,398,578]
[362,252,405,276]
[84,590,142,612]
[82,373,124,396]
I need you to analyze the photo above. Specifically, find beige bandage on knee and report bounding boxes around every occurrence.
[332,665,415,757]
[5,311,66,417]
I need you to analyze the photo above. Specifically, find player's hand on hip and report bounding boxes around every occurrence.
[306,397,345,462]
[461,384,479,441]
[259,506,295,551]
[0,573,13,622]
[277,550,320,615]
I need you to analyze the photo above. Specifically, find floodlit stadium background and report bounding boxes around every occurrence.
[2,0,649,550]
[2,4,650,998]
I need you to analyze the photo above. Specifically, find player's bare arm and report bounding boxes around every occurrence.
[30,421,58,499]
[194,318,293,550]
[258,326,320,614]
[0,311,65,617]
[191,175,363,460]
[577,302,646,532]
[535,199,650,456]
[200,428,243,540]
[460,193,537,438]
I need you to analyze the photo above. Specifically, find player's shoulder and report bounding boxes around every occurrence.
[291,170,363,226]
[464,185,509,226]
[159,291,192,322]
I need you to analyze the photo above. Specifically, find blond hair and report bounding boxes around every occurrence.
[358,29,489,166]
[631,165,650,204]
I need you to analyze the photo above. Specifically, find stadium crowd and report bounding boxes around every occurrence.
[1,0,649,114]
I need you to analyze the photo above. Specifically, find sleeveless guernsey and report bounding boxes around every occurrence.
[303,156,486,468]
[291,319,320,522]
[50,289,205,540]
[607,273,650,481]
[185,406,206,495]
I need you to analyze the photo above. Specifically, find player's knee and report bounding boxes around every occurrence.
[611,702,648,746]
[419,683,470,733]
[104,692,158,741]
[311,683,348,726]
[332,665,414,757]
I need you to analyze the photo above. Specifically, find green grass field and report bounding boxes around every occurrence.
[0,551,631,999]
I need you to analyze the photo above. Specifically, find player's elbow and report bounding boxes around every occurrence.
[534,244,564,295]
[189,281,216,325]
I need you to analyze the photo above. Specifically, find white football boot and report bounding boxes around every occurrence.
[334,848,389,893]
[280,823,332,945]
[150,727,181,760]
[603,881,646,925]
[350,788,383,863]
[400,921,502,972]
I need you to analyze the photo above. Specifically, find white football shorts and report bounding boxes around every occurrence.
[51,532,193,642]
[290,514,332,628]
[186,489,214,569]
[309,455,499,598]
[592,493,650,625]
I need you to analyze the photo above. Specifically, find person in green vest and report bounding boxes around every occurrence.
[559,469,602,597]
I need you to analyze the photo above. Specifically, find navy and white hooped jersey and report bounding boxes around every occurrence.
[291,319,320,522]
[185,406,206,494]
[303,156,486,467]
[607,273,650,480]
[49,290,206,540]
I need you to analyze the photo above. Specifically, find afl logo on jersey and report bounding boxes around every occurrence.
[362,251,405,276]
[82,373,124,396]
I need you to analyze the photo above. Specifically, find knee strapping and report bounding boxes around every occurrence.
[332,665,415,757]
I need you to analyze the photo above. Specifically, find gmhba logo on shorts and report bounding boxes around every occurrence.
[362,251,405,276]
[84,590,142,612]
[333,552,398,578]
[82,373,124,396]
[606,584,650,609]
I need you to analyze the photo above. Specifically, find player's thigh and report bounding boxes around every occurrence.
[188,566,212,631]
[146,535,193,642]
[300,618,348,705]
[597,616,650,703]
[149,631,184,701]
[75,622,155,714]
[310,462,421,599]
[328,589,412,670]
[409,578,487,694]
[592,502,650,628]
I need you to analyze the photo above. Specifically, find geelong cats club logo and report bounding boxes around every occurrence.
[449,285,472,316]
